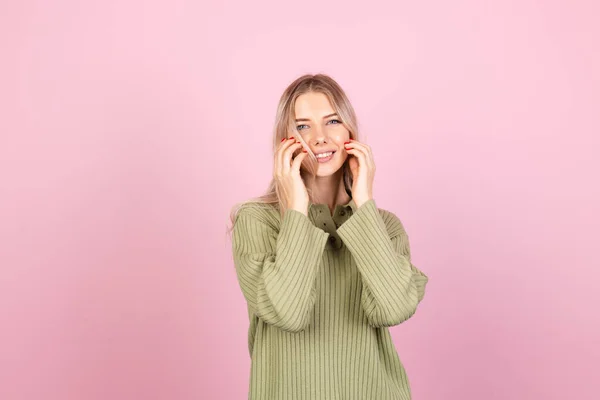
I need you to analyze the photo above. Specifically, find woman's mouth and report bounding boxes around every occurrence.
[316,151,335,163]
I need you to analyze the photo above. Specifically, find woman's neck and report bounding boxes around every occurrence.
[304,169,351,215]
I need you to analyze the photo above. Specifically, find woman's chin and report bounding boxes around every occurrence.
[315,164,343,177]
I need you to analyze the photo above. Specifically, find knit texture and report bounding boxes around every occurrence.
[232,198,428,399]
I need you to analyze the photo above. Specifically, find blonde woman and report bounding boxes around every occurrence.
[229,74,429,399]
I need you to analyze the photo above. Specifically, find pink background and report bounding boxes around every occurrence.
[1,1,598,399]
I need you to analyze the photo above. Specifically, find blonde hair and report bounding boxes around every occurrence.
[226,73,361,236]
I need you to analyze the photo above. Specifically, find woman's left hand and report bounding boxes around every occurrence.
[345,139,375,208]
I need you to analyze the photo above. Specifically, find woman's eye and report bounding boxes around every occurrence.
[297,120,340,131]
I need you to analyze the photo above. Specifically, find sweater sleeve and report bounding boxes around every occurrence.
[232,206,330,333]
[336,199,429,328]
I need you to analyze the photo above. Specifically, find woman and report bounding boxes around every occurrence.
[229,74,429,399]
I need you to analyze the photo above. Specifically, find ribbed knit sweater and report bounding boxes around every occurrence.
[232,197,429,400]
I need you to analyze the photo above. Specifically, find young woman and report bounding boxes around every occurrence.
[229,74,429,399]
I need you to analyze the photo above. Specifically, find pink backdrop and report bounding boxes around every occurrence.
[1,1,598,399]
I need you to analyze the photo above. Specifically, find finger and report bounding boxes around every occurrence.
[345,147,367,169]
[275,137,297,174]
[291,150,308,173]
[283,141,303,174]
[345,141,373,168]
[345,139,371,153]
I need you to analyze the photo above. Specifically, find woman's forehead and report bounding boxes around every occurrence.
[294,92,335,119]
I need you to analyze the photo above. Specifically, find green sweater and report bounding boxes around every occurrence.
[232,198,429,399]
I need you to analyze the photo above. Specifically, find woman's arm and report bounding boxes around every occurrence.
[336,199,429,328]
[232,207,329,333]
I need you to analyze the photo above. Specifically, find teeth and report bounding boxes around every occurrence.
[316,151,333,158]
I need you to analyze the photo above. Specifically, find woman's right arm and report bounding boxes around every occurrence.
[232,207,329,333]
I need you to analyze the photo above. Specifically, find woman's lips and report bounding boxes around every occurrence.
[316,151,335,163]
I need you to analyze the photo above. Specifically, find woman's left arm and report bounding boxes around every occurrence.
[342,139,429,327]
[337,199,429,328]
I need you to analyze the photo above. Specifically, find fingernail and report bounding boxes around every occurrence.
[302,149,307,152]
[344,141,350,144]
[288,137,294,140]
[281,137,286,142]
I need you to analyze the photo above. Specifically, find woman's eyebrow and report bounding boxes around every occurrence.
[295,113,338,122]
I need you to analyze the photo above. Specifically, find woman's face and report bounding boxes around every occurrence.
[294,92,350,176]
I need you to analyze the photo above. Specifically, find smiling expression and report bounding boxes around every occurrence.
[294,92,350,176]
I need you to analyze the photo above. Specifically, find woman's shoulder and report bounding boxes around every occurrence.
[375,205,408,238]
[235,201,280,230]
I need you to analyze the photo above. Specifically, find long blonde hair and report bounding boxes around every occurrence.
[226,73,361,236]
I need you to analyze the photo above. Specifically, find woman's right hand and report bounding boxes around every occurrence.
[274,136,310,215]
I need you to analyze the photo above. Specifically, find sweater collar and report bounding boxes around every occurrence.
[308,197,357,214]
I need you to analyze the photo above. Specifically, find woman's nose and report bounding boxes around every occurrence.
[311,126,327,141]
